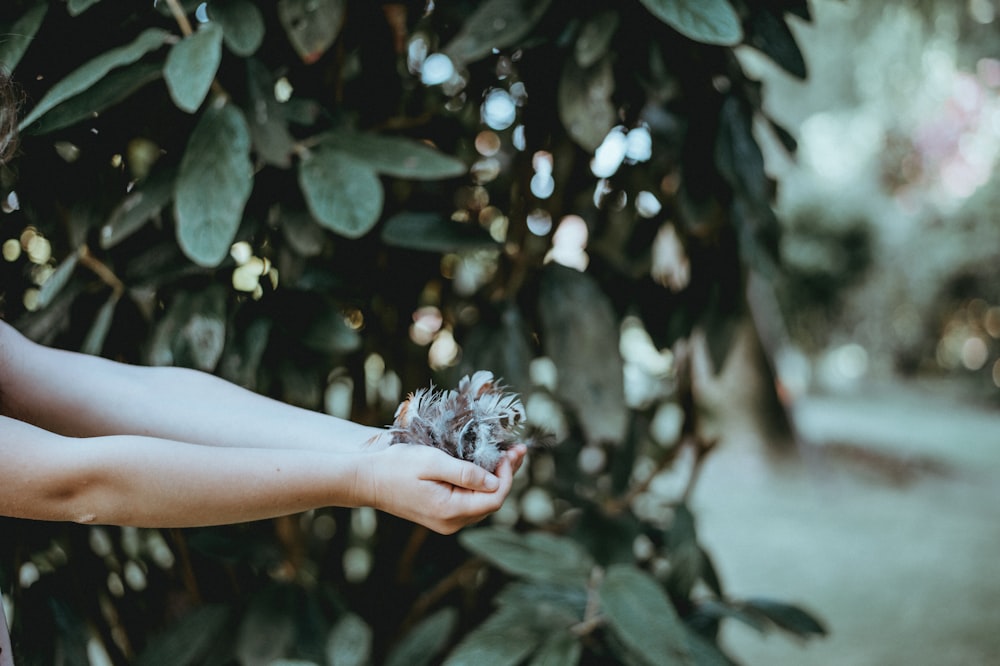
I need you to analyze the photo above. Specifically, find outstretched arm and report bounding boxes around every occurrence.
[0,414,520,532]
[0,319,382,452]
[0,320,526,533]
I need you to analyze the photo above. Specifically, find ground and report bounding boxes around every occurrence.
[691,336,1000,666]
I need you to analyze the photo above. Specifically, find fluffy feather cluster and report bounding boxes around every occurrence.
[388,370,525,472]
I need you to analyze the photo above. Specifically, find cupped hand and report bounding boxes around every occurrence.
[362,443,527,534]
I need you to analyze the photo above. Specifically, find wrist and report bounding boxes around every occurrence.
[349,449,381,511]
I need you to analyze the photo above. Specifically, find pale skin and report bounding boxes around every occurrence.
[0,319,526,535]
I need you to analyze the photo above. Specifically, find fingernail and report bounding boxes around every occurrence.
[484,474,499,491]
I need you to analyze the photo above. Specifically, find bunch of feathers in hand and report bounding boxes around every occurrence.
[388,371,525,473]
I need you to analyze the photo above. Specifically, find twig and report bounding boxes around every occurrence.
[603,434,691,516]
[680,436,716,504]
[167,528,202,604]
[400,557,483,631]
[571,566,605,637]
[163,0,194,36]
[79,245,124,296]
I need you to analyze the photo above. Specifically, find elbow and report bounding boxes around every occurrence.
[38,465,117,526]
[44,478,103,524]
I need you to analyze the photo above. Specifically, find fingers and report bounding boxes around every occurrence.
[506,444,528,474]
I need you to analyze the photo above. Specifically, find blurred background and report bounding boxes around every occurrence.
[0,0,998,664]
[691,1,1000,664]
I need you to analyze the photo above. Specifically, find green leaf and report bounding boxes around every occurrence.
[147,285,228,371]
[298,147,383,239]
[683,629,737,666]
[246,58,296,168]
[442,0,553,65]
[493,582,587,617]
[0,2,48,73]
[101,164,177,249]
[538,264,628,445]
[27,61,163,135]
[458,527,594,586]
[742,599,827,638]
[165,22,224,113]
[209,0,266,57]
[746,9,806,79]
[693,599,769,634]
[601,564,692,666]
[575,10,619,68]
[218,317,272,390]
[36,248,81,310]
[280,208,326,257]
[277,0,346,64]
[67,0,102,16]
[381,212,498,253]
[443,604,543,666]
[80,291,120,356]
[638,0,742,46]
[558,55,616,153]
[325,613,372,666]
[318,132,467,180]
[528,631,581,666]
[175,102,254,267]
[385,608,458,666]
[455,302,533,394]
[18,28,169,130]
[235,585,299,666]
[136,604,233,666]
[666,504,704,600]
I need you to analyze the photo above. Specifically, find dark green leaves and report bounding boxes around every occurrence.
[209,0,266,57]
[459,527,595,586]
[600,564,692,666]
[246,58,296,167]
[444,583,581,666]
[742,599,827,638]
[18,28,169,130]
[27,61,163,135]
[574,10,620,68]
[443,604,543,666]
[136,604,232,666]
[0,2,48,72]
[278,0,346,64]
[175,102,254,267]
[300,132,465,238]
[538,264,628,445]
[299,148,383,239]
[638,0,743,46]
[319,132,467,180]
[529,631,582,666]
[147,284,228,371]
[747,9,807,79]
[442,0,553,65]
[381,212,498,253]
[165,22,224,113]
[558,55,616,153]
[385,608,457,666]
[36,248,81,310]
[101,165,177,249]
[325,613,372,666]
[67,0,102,16]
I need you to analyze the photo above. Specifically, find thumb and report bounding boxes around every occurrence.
[429,454,501,492]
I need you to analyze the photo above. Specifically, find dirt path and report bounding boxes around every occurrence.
[691,381,1000,665]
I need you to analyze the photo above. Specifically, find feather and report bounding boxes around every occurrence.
[388,371,526,472]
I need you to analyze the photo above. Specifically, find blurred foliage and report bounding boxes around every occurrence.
[0,0,828,663]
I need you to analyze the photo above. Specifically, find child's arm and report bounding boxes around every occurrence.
[0,320,525,533]
[0,319,385,452]
[0,414,519,533]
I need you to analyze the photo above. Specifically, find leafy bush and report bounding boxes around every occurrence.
[1,0,826,663]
